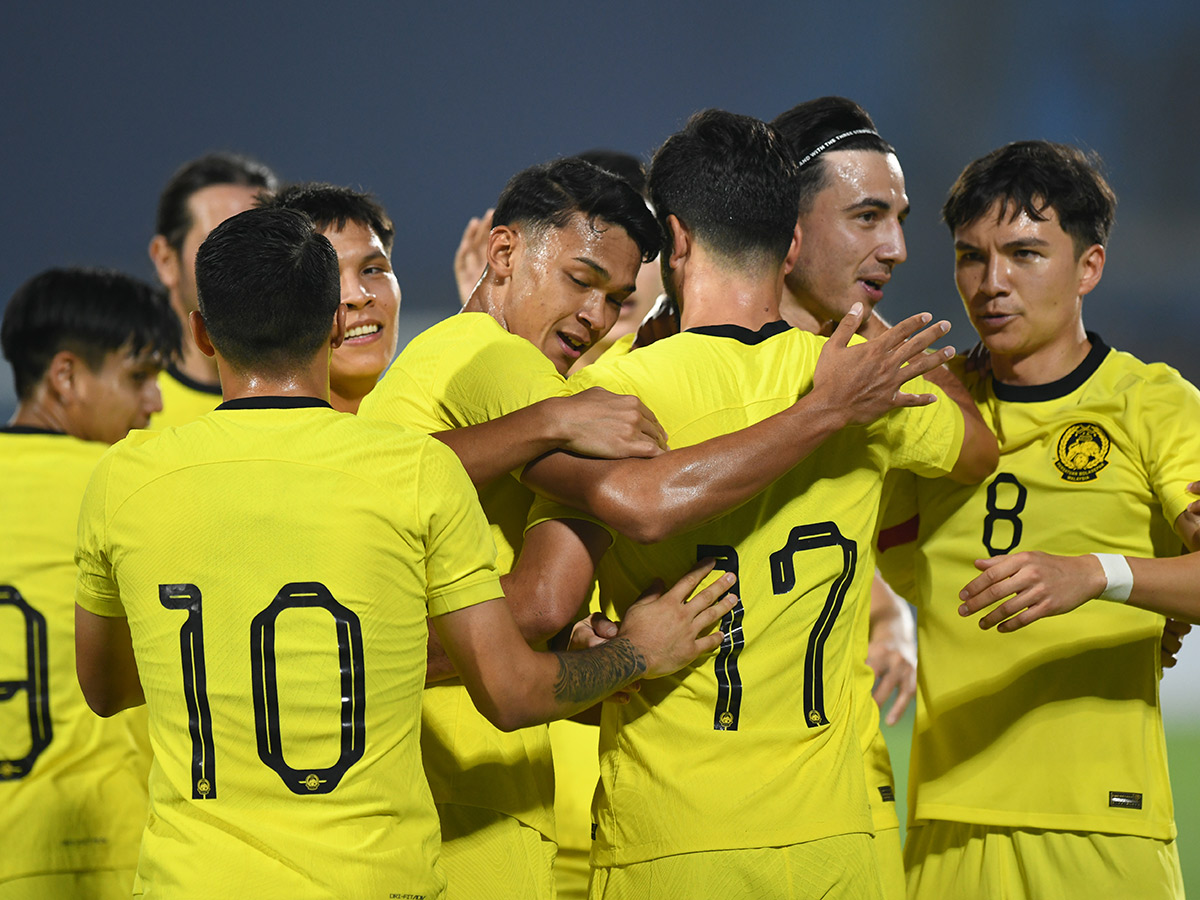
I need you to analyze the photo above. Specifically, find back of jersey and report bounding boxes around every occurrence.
[565,324,961,866]
[1,429,149,890]
[76,403,500,899]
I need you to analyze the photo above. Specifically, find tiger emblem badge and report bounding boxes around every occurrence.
[1055,422,1111,482]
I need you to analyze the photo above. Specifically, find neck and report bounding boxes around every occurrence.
[214,355,332,404]
[992,322,1091,386]
[462,281,510,333]
[9,395,73,436]
[170,293,221,385]
[330,381,370,414]
[676,253,785,331]
[778,287,825,333]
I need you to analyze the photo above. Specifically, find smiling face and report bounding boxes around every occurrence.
[500,213,642,374]
[953,199,1104,384]
[785,150,908,323]
[323,220,401,410]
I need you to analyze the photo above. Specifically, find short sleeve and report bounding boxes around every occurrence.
[74,452,125,618]
[876,373,966,478]
[418,440,505,617]
[1135,368,1200,527]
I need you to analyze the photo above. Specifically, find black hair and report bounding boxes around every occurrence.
[772,97,895,214]
[942,140,1117,255]
[492,157,661,263]
[574,149,648,199]
[258,182,395,254]
[194,207,340,374]
[2,268,181,401]
[649,109,799,267]
[155,152,278,252]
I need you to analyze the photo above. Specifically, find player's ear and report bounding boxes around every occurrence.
[330,304,346,350]
[190,311,216,358]
[487,225,520,281]
[783,221,803,275]
[1076,244,1105,298]
[45,349,83,402]
[665,215,691,270]
[149,235,180,292]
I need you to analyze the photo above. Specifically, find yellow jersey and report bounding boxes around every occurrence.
[148,365,222,430]
[75,398,502,899]
[893,338,1200,839]
[359,311,564,839]
[1,428,149,891]
[532,321,964,865]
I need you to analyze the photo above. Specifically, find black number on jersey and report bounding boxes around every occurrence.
[251,583,366,795]
[982,473,1028,556]
[769,523,857,727]
[697,522,857,732]
[0,585,52,780]
[697,545,742,731]
[159,584,217,799]
[160,581,366,798]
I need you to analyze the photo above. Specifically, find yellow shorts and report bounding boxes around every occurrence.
[0,868,136,900]
[438,803,557,900]
[590,832,882,900]
[904,820,1184,900]
[553,846,591,900]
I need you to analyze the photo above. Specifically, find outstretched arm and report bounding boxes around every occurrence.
[433,562,737,731]
[523,305,957,544]
[434,387,668,489]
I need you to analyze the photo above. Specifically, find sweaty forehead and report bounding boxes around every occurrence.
[812,151,905,205]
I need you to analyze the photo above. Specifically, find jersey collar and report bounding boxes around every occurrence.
[685,320,791,345]
[992,332,1109,403]
[166,363,224,396]
[0,424,68,436]
[216,396,333,411]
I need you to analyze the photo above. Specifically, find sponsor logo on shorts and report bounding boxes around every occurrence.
[1055,422,1111,482]
[1109,791,1143,809]
[878,786,895,802]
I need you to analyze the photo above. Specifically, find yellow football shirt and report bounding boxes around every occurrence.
[898,337,1198,839]
[147,365,222,430]
[359,311,563,839]
[75,398,502,899]
[0,428,149,892]
[532,321,964,866]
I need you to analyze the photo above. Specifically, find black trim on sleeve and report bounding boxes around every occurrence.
[216,396,333,411]
[992,333,1109,403]
[0,425,68,436]
[685,320,792,345]
[166,364,223,396]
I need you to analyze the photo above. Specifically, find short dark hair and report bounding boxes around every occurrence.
[258,182,395,254]
[574,149,648,199]
[195,207,340,374]
[2,268,181,401]
[649,109,799,267]
[772,97,895,214]
[942,141,1117,255]
[155,152,278,252]
[492,157,661,263]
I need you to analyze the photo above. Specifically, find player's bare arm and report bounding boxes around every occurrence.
[433,387,668,489]
[867,573,917,725]
[75,606,145,716]
[522,305,960,544]
[432,560,736,730]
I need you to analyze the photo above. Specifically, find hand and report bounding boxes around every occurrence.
[552,387,669,458]
[866,577,916,726]
[957,551,1107,631]
[617,560,738,679]
[1162,617,1191,669]
[812,303,954,427]
[453,209,493,305]
[569,613,641,702]
[632,293,679,349]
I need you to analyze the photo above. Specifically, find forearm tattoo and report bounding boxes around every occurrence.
[553,637,647,705]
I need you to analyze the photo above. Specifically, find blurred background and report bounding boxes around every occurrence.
[4,0,1198,879]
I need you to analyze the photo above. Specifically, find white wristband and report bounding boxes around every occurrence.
[1092,553,1133,602]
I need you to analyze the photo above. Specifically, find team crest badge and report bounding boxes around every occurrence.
[1055,422,1111,482]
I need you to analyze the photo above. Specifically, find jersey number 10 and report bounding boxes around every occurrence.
[159,582,366,800]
